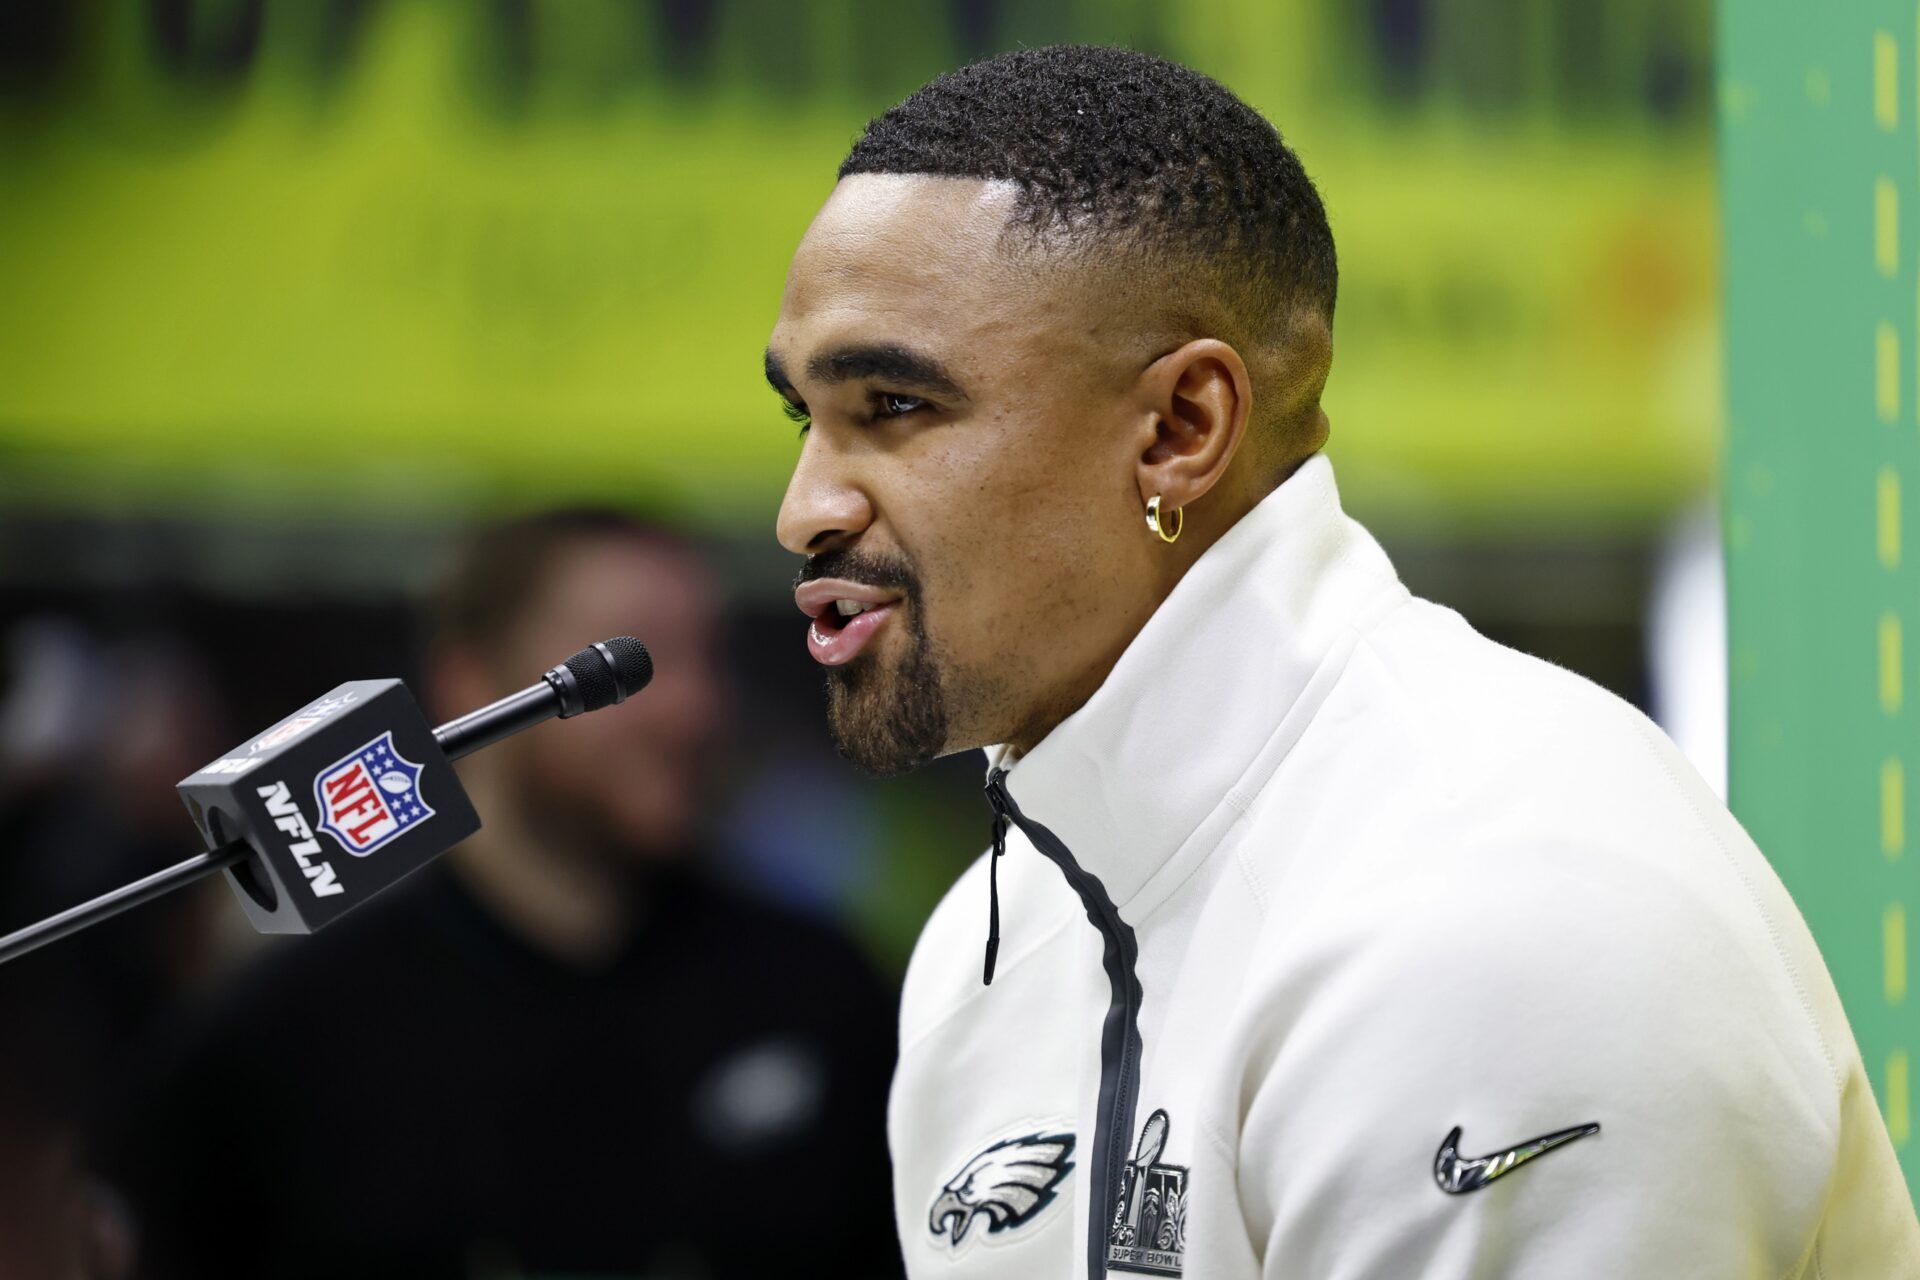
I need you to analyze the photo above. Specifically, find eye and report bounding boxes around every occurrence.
[779,398,812,438]
[874,392,928,419]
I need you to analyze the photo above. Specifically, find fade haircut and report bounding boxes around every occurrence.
[840,45,1337,459]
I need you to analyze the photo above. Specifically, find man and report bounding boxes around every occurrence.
[100,511,900,1279]
[765,46,1920,1278]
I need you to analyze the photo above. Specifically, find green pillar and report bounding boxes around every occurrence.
[1721,0,1920,1204]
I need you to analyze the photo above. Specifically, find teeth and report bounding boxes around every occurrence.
[835,599,871,617]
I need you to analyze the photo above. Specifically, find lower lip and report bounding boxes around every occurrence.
[807,603,898,666]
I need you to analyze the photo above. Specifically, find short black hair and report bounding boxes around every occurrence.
[424,508,689,660]
[840,45,1337,330]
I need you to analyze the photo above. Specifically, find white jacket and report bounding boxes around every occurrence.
[888,452,1920,1279]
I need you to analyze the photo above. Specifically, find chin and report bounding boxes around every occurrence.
[819,588,955,776]
[824,666,949,778]
[826,693,943,777]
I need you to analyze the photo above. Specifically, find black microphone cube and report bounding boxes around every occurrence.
[176,680,480,935]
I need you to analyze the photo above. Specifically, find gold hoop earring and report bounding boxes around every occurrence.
[1145,494,1183,544]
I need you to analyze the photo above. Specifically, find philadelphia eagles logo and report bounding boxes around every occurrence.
[928,1130,1076,1248]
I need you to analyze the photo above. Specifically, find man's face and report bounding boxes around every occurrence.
[770,175,1164,775]
[488,536,729,861]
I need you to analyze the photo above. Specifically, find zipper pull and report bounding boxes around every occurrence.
[983,769,1011,985]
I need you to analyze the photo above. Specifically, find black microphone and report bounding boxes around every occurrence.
[437,636,654,761]
[0,637,653,966]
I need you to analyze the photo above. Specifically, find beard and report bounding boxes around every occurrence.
[802,548,952,777]
[824,605,950,777]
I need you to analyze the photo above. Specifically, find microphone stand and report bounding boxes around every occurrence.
[0,843,248,966]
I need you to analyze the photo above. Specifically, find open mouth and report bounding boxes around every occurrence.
[795,580,904,666]
[806,599,899,666]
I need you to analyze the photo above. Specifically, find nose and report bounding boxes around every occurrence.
[776,433,874,556]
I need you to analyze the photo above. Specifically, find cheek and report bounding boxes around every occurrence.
[894,419,1127,654]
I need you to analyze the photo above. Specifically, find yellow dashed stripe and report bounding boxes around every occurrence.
[1885,758,1906,859]
[1882,612,1905,714]
[1881,467,1903,568]
[1880,323,1902,422]
[1881,31,1902,128]
[1881,178,1901,277]
[1888,903,1908,1004]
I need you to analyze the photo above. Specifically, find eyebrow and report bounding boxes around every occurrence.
[762,342,968,402]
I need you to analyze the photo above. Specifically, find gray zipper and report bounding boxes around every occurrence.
[986,766,1142,1280]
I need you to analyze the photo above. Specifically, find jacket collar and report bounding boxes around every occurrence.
[983,451,1409,910]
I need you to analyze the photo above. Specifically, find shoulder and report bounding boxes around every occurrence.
[1347,596,1670,782]
[1242,598,1848,1126]
[1299,596,1753,899]
[1236,749,1846,1180]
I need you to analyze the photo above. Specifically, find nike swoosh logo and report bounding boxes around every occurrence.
[1433,1121,1600,1194]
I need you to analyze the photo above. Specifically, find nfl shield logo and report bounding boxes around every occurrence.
[313,732,435,857]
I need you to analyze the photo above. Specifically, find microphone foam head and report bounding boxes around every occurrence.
[564,637,653,712]
[599,635,654,697]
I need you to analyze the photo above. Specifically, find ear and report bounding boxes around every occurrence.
[1132,338,1253,515]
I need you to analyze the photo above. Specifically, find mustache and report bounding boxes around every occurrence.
[795,547,921,600]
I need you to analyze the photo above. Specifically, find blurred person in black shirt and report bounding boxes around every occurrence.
[97,511,901,1279]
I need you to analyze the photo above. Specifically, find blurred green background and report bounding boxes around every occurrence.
[0,0,1716,529]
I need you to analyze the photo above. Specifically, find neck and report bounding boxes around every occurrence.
[983,451,1404,909]
[1004,476,1270,755]
[449,766,637,968]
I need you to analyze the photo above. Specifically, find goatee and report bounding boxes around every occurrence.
[799,547,950,777]
[824,605,949,776]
